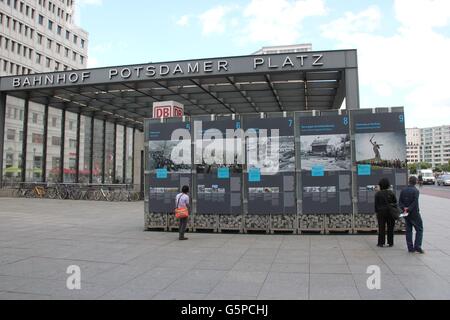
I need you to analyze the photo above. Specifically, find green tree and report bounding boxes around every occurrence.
[408,163,418,174]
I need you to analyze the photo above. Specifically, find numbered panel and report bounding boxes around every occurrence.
[146,120,192,213]
[244,117,296,215]
[298,114,352,214]
[353,111,407,214]
[194,119,243,215]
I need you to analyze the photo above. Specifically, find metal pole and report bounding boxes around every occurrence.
[60,108,66,183]
[89,116,94,184]
[132,127,135,186]
[0,93,6,187]
[123,126,127,184]
[113,122,117,184]
[75,112,81,183]
[42,103,49,182]
[102,119,106,184]
[21,97,29,183]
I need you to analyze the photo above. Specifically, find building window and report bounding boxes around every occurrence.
[7,129,16,141]
[57,25,62,35]
[52,136,61,146]
[32,133,43,144]
[38,14,44,25]
[48,19,53,30]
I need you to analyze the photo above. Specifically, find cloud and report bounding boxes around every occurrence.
[321,0,450,127]
[176,15,190,27]
[199,5,236,35]
[240,0,327,44]
[196,0,326,43]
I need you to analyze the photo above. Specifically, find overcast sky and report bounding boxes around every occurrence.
[75,0,450,128]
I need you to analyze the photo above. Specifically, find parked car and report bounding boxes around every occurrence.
[437,174,450,186]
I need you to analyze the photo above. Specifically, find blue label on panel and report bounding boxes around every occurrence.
[156,168,168,179]
[312,165,325,177]
[218,167,230,179]
[248,168,261,182]
[358,165,372,176]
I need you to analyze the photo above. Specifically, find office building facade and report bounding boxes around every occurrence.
[406,127,421,164]
[1,0,88,76]
[406,126,450,167]
[421,125,450,168]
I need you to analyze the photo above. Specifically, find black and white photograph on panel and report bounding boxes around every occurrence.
[148,140,191,173]
[300,134,351,171]
[245,117,295,175]
[195,119,244,174]
[355,132,407,169]
[147,121,191,173]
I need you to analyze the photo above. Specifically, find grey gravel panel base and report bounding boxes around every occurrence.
[299,214,325,233]
[244,214,269,233]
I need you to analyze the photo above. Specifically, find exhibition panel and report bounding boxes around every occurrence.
[298,112,352,215]
[352,109,408,214]
[194,117,243,215]
[243,116,296,215]
[145,119,192,213]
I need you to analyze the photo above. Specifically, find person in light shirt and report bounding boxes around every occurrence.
[175,186,190,241]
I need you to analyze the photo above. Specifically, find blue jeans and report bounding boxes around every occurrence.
[405,215,424,251]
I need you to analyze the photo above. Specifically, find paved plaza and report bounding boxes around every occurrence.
[1,193,450,300]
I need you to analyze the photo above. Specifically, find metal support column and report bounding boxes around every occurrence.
[75,113,81,183]
[59,108,66,183]
[123,126,127,184]
[112,122,117,184]
[42,104,49,182]
[101,119,106,184]
[345,68,360,110]
[132,127,135,186]
[0,93,6,187]
[89,116,94,184]
[21,97,29,183]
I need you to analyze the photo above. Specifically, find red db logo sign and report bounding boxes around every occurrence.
[153,101,184,119]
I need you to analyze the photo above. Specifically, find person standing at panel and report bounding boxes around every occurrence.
[175,186,190,241]
[399,176,425,254]
[374,178,397,247]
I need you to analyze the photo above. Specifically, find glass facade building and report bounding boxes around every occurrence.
[1,95,137,186]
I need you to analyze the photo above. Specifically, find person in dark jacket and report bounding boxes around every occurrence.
[399,176,424,254]
[374,178,397,247]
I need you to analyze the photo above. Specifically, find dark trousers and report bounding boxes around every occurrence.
[406,215,424,251]
[377,213,395,246]
[179,218,188,239]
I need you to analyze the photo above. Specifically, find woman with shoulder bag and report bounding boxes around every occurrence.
[374,178,399,248]
[175,186,190,241]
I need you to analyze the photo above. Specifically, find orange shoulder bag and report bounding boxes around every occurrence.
[174,194,189,219]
